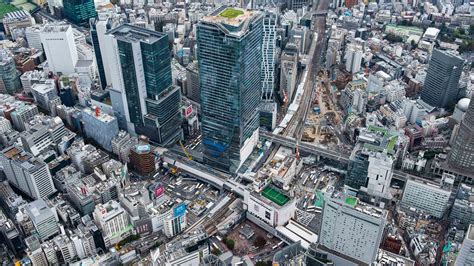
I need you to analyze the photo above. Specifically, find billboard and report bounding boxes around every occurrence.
[154,185,164,197]
[183,105,193,118]
[173,203,186,218]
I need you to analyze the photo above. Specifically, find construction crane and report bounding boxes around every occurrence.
[179,140,193,161]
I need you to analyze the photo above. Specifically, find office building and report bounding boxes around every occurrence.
[0,116,11,134]
[163,213,187,238]
[24,199,60,241]
[280,43,299,103]
[0,49,21,95]
[82,107,119,152]
[401,174,454,218]
[25,25,43,51]
[53,235,77,264]
[448,94,474,171]
[185,62,200,103]
[63,0,97,24]
[421,49,464,108]
[30,80,57,112]
[0,146,56,199]
[320,192,387,265]
[288,0,312,10]
[345,43,363,74]
[106,24,182,145]
[93,200,132,247]
[197,7,263,172]
[40,23,79,75]
[455,224,474,266]
[90,12,122,89]
[450,184,474,230]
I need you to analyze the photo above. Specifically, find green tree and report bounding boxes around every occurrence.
[225,239,235,250]
[253,235,267,248]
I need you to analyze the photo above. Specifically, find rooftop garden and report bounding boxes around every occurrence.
[219,8,244,19]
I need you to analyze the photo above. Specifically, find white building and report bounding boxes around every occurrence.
[401,174,454,218]
[244,186,296,228]
[24,199,60,241]
[163,214,187,238]
[93,200,132,247]
[40,23,78,75]
[25,25,43,51]
[345,44,363,74]
[365,152,394,199]
[320,193,387,265]
[0,146,56,199]
[261,12,277,101]
[455,224,474,265]
[0,116,11,134]
[30,80,57,112]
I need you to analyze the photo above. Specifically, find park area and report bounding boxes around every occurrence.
[0,3,18,19]
[261,186,289,206]
[219,8,244,19]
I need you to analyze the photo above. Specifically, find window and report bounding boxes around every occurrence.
[265,211,271,220]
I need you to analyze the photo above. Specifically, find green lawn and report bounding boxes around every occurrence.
[262,186,289,206]
[345,196,357,207]
[219,8,244,19]
[0,3,19,19]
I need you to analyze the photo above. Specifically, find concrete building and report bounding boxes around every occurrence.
[24,199,60,241]
[93,200,132,247]
[185,62,199,103]
[455,224,474,265]
[245,185,297,228]
[82,107,119,152]
[30,80,57,112]
[129,141,155,176]
[280,43,299,103]
[450,184,474,230]
[320,192,387,265]
[40,23,78,75]
[401,174,454,218]
[345,44,363,74]
[163,213,187,238]
[25,25,43,52]
[420,49,464,108]
[2,10,35,36]
[0,116,11,134]
[0,146,56,199]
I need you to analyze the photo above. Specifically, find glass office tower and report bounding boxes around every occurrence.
[107,24,182,145]
[197,7,263,172]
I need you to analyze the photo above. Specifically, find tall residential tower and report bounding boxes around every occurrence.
[197,7,263,172]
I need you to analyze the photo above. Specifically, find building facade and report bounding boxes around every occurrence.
[63,0,97,24]
[448,93,474,171]
[420,49,464,108]
[197,7,263,172]
[106,24,182,145]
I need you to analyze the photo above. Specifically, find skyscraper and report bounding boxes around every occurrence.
[197,7,263,172]
[90,11,122,89]
[448,94,474,170]
[421,49,464,108]
[106,24,182,145]
[261,12,277,102]
[63,0,97,24]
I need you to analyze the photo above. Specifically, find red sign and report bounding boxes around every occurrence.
[154,186,164,197]
[183,105,193,117]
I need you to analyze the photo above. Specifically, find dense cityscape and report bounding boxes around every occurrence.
[0,0,472,265]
